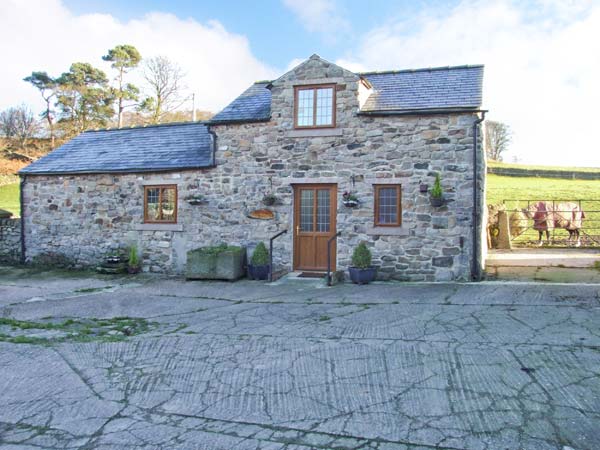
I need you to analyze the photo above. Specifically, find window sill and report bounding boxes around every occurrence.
[286,128,343,138]
[134,223,183,232]
[366,226,409,237]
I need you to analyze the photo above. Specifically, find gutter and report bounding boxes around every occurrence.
[471,110,487,281]
[357,108,484,117]
[19,175,26,265]
[208,117,271,126]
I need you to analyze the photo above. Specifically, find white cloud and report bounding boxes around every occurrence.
[337,0,600,167]
[282,0,349,35]
[0,0,278,115]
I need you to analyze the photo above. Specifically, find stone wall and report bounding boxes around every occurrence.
[22,57,485,281]
[0,218,21,263]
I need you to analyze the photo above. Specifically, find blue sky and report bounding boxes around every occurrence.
[61,0,449,68]
[1,0,599,166]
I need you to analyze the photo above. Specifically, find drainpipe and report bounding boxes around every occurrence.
[19,175,26,265]
[471,111,486,281]
[208,127,217,167]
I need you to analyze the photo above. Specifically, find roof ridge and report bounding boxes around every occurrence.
[358,64,484,76]
[84,121,209,133]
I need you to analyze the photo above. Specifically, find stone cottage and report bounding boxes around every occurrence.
[19,55,486,281]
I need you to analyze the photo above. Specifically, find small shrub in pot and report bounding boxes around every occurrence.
[429,174,444,207]
[248,242,270,280]
[127,245,141,274]
[348,242,377,284]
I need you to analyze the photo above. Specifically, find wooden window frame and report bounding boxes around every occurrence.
[293,84,336,129]
[374,184,402,227]
[144,184,178,224]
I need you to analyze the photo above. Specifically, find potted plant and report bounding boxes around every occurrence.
[248,242,270,280]
[127,245,141,274]
[262,193,277,206]
[342,191,359,207]
[429,174,444,207]
[185,194,207,205]
[348,242,377,284]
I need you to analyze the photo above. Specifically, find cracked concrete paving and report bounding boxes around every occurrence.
[0,266,599,449]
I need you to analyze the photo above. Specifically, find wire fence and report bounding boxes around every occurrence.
[501,199,600,247]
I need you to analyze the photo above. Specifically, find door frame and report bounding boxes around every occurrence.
[292,183,337,272]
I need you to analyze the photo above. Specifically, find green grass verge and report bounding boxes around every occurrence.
[0,182,19,217]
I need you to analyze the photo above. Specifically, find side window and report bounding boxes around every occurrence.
[374,185,401,227]
[144,185,177,223]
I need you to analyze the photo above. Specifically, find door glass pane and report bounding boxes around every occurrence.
[317,189,330,232]
[161,187,176,221]
[378,187,398,224]
[315,87,333,126]
[146,188,160,221]
[296,89,314,127]
[300,190,314,231]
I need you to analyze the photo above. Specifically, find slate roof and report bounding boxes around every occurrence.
[210,64,483,123]
[359,65,484,113]
[20,122,214,175]
[210,82,271,123]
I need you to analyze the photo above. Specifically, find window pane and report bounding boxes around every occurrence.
[317,189,330,232]
[160,188,176,221]
[315,87,333,126]
[296,89,314,127]
[300,190,314,232]
[146,188,160,221]
[378,187,398,224]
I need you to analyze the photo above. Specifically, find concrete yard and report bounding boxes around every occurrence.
[0,266,599,449]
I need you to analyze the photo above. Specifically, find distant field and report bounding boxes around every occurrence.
[487,174,600,246]
[0,182,19,217]
[488,161,600,173]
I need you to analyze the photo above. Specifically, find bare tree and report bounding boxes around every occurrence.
[140,56,186,123]
[0,105,40,155]
[485,120,511,161]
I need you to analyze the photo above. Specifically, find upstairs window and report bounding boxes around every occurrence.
[374,185,402,227]
[294,84,335,128]
[144,185,177,223]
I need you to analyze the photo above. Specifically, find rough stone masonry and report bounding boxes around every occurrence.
[20,57,485,281]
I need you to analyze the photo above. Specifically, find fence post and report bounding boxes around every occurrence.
[497,211,512,250]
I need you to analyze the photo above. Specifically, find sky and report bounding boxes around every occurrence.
[1,0,599,166]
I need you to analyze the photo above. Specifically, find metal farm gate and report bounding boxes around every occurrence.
[502,199,600,247]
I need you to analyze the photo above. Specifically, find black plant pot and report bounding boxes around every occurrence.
[430,196,444,207]
[248,264,270,280]
[263,196,277,206]
[348,267,377,285]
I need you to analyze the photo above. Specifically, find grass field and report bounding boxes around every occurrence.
[488,160,600,173]
[0,182,19,217]
[487,174,600,246]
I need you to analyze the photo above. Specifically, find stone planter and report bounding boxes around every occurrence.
[348,267,377,285]
[248,264,270,280]
[186,246,246,281]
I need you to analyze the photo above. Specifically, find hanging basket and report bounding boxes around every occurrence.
[342,199,359,208]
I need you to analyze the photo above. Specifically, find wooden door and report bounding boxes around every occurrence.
[293,184,337,271]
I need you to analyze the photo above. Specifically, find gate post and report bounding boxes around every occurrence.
[497,211,512,250]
